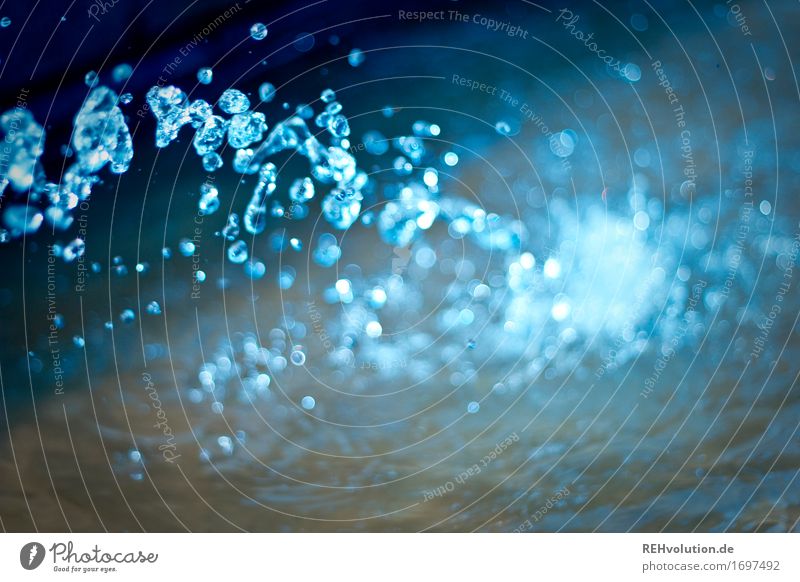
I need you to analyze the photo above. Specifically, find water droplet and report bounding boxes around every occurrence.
[301,395,315,409]
[232,148,257,174]
[197,67,213,85]
[244,259,266,279]
[550,130,576,157]
[62,238,86,262]
[193,115,227,156]
[178,239,196,256]
[322,191,361,229]
[680,179,696,198]
[0,109,45,194]
[551,295,571,321]
[243,163,277,234]
[622,63,641,82]
[325,101,342,115]
[221,213,240,240]
[120,308,136,323]
[467,401,480,414]
[412,121,440,136]
[495,120,511,135]
[84,71,99,87]
[348,48,365,67]
[295,103,313,119]
[218,89,250,114]
[423,168,438,188]
[250,22,268,41]
[630,13,648,31]
[362,130,388,155]
[227,240,249,264]
[111,63,132,83]
[365,321,382,338]
[293,32,314,52]
[543,258,561,278]
[202,152,223,172]
[3,205,43,235]
[217,435,234,455]
[633,211,650,230]
[198,182,220,215]
[146,300,162,315]
[291,348,306,366]
[227,111,267,148]
[289,177,315,203]
[313,233,341,267]
[73,335,85,348]
[258,82,276,102]
[75,86,133,173]
[327,114,350,138]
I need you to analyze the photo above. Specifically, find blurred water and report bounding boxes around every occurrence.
[0,0,798,532]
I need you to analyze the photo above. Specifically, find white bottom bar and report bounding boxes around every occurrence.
[1,533,797,580]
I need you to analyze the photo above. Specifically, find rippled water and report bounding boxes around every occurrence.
[1,0,798,532]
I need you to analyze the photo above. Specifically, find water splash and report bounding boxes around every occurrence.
[1,85,133,243]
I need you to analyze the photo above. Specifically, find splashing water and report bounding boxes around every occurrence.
[1,85,133,242]
[3,7,795,533]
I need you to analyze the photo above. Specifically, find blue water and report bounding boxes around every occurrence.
[0,0,798,532]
